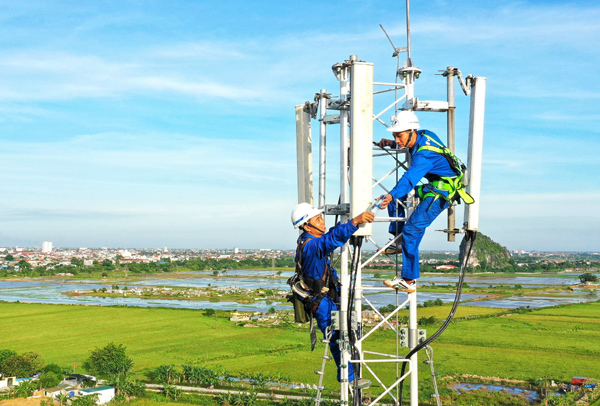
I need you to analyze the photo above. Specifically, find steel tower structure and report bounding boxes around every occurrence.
[295,5,486,405]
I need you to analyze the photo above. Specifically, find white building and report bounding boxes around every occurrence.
[42,241,53,253]
[79,386,115,404]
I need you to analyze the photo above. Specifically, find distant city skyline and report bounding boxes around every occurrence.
[2,243,599,255]
[1,1,599,252]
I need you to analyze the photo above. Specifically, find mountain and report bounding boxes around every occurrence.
[459,232,512,270]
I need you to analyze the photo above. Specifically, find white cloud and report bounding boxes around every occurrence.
[0,50,273,103]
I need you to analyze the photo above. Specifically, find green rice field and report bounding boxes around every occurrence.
[0,300,599,390]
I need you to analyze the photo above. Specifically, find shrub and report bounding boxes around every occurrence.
[579,273,598,284]
[39,371,62,388]
[418,316,436,326]
[162,383,181,400]
[153,365,180,384]
[72,394,99,406]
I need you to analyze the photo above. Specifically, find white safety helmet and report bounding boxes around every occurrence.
[291,203,324,229]
[387,110,420,132]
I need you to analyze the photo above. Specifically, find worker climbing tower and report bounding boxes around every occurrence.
[295,2,485,405]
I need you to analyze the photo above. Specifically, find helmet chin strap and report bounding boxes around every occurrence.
[406,129,416,148]
[305,221,326,234]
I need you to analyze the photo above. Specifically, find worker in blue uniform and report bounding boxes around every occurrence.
[291,202,373,388]
[375,110,471,292]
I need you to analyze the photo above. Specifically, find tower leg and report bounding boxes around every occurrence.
[409,289,418,405]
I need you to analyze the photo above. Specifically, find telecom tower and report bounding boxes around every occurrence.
[294,4,486,406]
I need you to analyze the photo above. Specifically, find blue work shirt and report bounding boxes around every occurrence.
[296,221,358,282]
[388,129,457,200]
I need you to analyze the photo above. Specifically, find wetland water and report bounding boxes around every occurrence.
[452,382,540,402]
[0,271,597,312]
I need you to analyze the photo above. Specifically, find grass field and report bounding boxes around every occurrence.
[432,302,600,381]
[1,300,599,394]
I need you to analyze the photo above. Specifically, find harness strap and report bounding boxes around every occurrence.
[293,237,332,308]
[416,134,474,205]
[294,236,327,351]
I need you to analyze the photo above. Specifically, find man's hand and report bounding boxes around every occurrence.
[377,194,393,209]
[352,211,375,226]
[373,139,394,148]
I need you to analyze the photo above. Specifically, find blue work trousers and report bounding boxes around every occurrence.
[314,296,354,382]
[388,196,449,280]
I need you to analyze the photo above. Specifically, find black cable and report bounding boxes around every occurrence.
[398,230,477,405]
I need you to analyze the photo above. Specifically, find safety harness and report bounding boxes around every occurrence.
[288,236,340,350]
[416,133,475,205]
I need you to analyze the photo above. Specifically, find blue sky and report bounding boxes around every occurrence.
[0,0,598,251]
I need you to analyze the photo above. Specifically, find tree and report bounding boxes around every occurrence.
[85,342,133,377]
[16,259,32,270]
[0,348,17,370]
[4,254,14,261]
[152,365,178,384]
[1,352,44,377]
[161,383,181,400]
[108,374,145,397]
[13,380,38,398]
[72,394,99,406]
[39,371,62,388]
[579,273,598,284]
[55,393,69,406]
[42,363,64,375]
[217,392,233,406]
[22,351,45,372]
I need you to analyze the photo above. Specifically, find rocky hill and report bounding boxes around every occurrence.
[459,232,512,270]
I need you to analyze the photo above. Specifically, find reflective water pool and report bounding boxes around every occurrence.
[452,382,539,401]
[0,271,597,312]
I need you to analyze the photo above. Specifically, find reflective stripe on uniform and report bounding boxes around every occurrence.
[417,135,474,205]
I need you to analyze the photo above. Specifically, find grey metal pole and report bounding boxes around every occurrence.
[319,89,328,208]
[339,58,352,403]
[406,0,411,61]
[446,67,456,241]
[409,289,418,406]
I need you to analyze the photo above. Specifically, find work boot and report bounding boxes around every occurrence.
[384,276,416,293]
[383,235,402,255]
[383,242,402,255]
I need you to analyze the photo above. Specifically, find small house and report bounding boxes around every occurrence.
[45,383,77,399]
[63,374,97,388]
[0,377,16,389]
[79,385,115,405]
